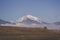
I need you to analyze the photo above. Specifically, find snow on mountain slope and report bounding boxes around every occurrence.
[0,19,11,24]
[0,15,60,30]
[0,19,16,26]
[16,15,60,30]
[16,15,42,22]
[16,15,42,24]
[26,15,41,22]
[16,15,49,28]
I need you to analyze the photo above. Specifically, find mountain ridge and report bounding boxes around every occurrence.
[0,15,60,30]
[0,19,11,24]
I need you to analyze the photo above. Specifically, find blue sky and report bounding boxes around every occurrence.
[0,0,60,23]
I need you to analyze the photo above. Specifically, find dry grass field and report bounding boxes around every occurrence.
[0,26,60,40]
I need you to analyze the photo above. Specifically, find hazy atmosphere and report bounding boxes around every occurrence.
[0,0,60,23]
[0,0,60,40]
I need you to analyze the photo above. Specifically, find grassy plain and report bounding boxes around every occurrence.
[0,26,60,40]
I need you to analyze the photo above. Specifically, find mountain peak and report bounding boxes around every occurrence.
[26,15,40,21]
[26,15,35,18]
[16,15,41,23]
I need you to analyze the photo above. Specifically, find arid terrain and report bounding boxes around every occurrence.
[0,26,60,40]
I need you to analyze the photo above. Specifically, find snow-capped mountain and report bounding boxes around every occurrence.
[17,15,41,22]
[0,15,60,30]
[0,19,16,26]
[16,15,48,26]
[16,15,60,30]
[0,19,11,24]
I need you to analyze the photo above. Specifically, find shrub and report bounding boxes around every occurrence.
[44,26,47,29]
